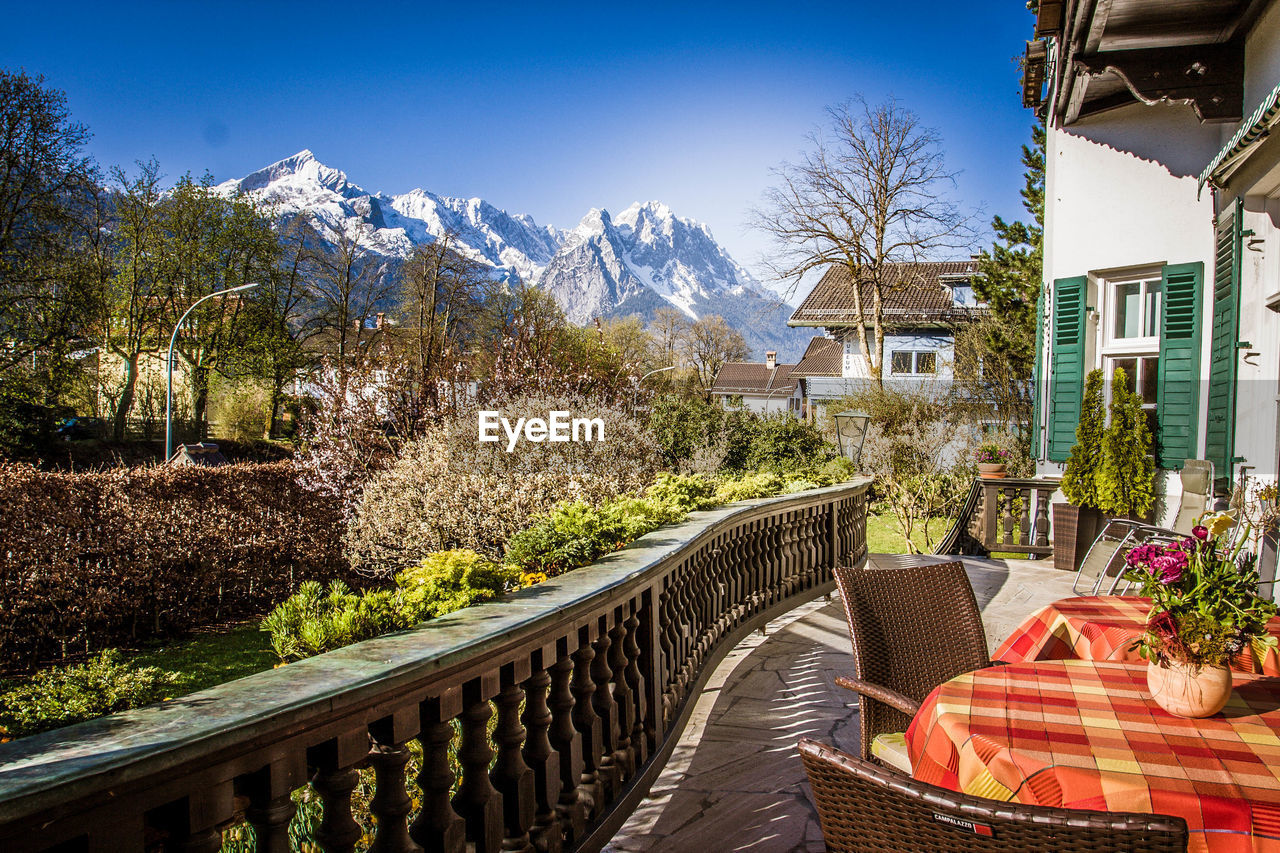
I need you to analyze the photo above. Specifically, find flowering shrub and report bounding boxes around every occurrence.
[1124,514,1277,668]
[975,443,1010,465]
[345,394,662,576]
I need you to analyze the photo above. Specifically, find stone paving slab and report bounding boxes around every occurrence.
[604,555,1079,853]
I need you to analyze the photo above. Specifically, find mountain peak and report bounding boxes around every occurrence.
[232,149,350,195]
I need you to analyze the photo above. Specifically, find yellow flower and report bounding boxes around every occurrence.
[521,571,549,588]
[1205,512,1236,537]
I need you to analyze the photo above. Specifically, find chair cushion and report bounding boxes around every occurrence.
[871,732,912,773]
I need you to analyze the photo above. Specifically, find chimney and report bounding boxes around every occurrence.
[375,312,385,330]
[766,351,777,370]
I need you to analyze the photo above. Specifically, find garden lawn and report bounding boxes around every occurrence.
[129,621,275,697]
[866,512,952,555]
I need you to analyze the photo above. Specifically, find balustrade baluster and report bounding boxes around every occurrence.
[590,617,621,802]
[312,766,362,853]
[310,730,369,853]
[1002,488,1017,546]
[411,694,466,853]
[453,681,503,853]
[1017,487,1032,545]
[521,655,564,853]
[622,605,649,765]
[242,756,306,853]
[1034,487,1052,547]
[608,612,635,778]
[657,580,678,726]
[547,645,586,841]
[492,668,536,853]
[571,626,605,817]
[368,708,421,853]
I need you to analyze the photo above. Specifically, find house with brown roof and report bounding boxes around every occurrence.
[786,260,984,410]
[709,350,801,415]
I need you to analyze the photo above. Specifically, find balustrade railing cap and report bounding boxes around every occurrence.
[0,478,870,823]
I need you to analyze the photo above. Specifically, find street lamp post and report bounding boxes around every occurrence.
[831,409,871,468]
[634,365,678,412]
[165,283,259,461]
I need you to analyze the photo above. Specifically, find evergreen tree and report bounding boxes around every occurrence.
[1061,368,1104,509]
[1098,367,1155,518]
[973,121,1044,412]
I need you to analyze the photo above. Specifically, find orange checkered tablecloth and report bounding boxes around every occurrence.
[993,596,1280,676]
[906,660,1280,853]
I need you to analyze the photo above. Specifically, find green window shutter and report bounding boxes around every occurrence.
[1156,262,1203,469]
[1046,276,1086,463]
[1205,200,1243,485]
[1030,287,1045,457]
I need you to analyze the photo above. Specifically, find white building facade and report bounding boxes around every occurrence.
[1027,0,1280,515]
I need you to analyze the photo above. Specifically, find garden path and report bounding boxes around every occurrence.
[603,554,1080,853]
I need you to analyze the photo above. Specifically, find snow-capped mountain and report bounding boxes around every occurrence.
[220,151,808,358]
[217,150,562,283]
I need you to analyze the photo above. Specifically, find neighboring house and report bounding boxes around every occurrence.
[1024,0,1280,509]
[786,260,984,412]
[709,351,799,415]
[789,336,844,419]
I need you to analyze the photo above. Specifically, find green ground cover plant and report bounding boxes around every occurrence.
[0,650,175,739]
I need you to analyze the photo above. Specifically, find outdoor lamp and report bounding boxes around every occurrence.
[832,410,871,467]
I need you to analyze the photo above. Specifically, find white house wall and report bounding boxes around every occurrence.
[1219,13,1280,487]
[1039,103,1222,504]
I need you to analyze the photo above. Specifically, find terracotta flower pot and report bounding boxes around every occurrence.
[976,463,1007,479]
[1147,658,1232,718]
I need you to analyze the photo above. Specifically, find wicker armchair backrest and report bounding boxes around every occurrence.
[799,738,1189,852]
[833,561,990,758]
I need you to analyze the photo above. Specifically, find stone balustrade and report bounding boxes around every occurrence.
[0,479,870,853]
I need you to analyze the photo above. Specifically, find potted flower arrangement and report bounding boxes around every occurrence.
[975,444,1009,479]
[1124,514,1278,718]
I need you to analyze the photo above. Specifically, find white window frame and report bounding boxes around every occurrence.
[1097,266,1162,429]
[889,350,937,376]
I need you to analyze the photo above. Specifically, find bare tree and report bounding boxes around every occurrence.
[396,233,492,408]
[753,97,974,385]
[648,306,691,368]
[686,314,749,390]
[303,218,393,380]
[99,160,166,440]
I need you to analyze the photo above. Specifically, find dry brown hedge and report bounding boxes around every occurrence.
[0,462,348,670]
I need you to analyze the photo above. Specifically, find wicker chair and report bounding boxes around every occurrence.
[832,561,992,770]
[798,738,1189,852]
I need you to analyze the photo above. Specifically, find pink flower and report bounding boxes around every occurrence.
[1151,552,1185,584]
[1192,525,1209,540]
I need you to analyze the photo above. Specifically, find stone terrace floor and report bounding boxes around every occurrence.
[603,554,1079,853]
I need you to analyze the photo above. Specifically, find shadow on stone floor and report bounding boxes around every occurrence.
[603,555,1077,853]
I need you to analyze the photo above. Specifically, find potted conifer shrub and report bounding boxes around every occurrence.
[1054,369,1106,572]
[1097,366,1155,520]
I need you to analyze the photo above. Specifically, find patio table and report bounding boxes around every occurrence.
[906,659,1280,852]
[993,596,1280,676]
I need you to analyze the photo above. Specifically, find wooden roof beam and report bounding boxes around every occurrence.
[1075,40,1244,122]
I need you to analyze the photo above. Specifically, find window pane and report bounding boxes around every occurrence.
[1112,357,1137,392]
[916,352,937,374]
[1140,356,1159,405]
[891,351,911,374]
[1144,281,1163,337]
[1114,282,1141,338]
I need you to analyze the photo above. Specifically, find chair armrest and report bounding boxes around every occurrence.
[834,675,921,716]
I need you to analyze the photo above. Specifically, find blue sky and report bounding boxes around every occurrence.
[3,1,1037,298]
